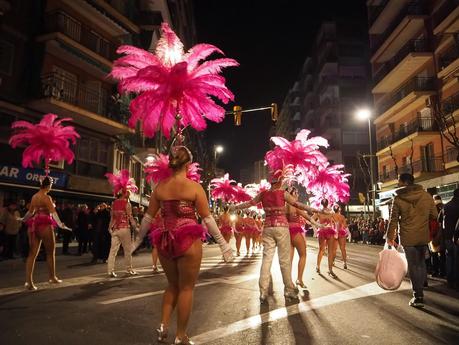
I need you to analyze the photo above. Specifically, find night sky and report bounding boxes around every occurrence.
[193,0,368,180]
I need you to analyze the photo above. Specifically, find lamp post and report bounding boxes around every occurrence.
[356,108,376,218]
[214,145,224,163]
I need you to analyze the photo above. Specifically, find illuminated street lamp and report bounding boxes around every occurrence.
[356,108,376,218]
[214,145,224,162]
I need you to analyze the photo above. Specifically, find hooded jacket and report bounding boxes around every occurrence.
[387,184,438,246]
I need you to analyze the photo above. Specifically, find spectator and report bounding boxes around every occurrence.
[444,188,459,290]
[61,204,75,255]
[77,204,90,255]
[1,202,21,259]
[91,203,111,263]
[387,173,437,308]
[430,195,446,277]
[17,199,29,259]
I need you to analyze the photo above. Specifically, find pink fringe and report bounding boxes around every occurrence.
[317,227,337,240]
[26,214,57,234]
[338,227,350,238]
[151,224,207,259]
[289,225,304,239]
[220,225,233,235]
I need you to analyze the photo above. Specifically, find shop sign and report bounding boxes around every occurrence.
[0,165,67,188]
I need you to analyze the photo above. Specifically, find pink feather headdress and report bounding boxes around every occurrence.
[144,153,202,184]
[109,22,239,138]
[233,184,252,202]
[306,163,350,206]
[105,169,138,195]
[9,113,80,175]
[210,173,238,202]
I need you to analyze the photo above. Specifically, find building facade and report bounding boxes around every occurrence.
[367,0,459,206]
[276,21,371,207]
[0,0,196,207]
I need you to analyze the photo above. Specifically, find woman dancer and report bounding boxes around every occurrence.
[333,204,349,269]
[23,177,70,290]
[243,212,259,254]
[234,210,245,256]
[314,199,337,278]
[150,211,163,273]
[218,205,233,244]
[139,146,232,344]
[107,186,138,278]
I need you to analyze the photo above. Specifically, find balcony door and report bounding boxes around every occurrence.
[83,81,106,115]
[52,66,77,104]
[421,143,434,172]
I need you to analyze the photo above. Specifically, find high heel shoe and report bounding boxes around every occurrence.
[174,335,194,344]
[315,267,320,274]
[344,263,348,269]
[156,323,168,343]
[24,282,38,291]
[328,271,338,279]
[48,278,63,284]
[296,280,307,289]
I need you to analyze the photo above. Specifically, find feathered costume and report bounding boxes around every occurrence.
[210,173,238,203]
[105,169,139,195]
[144,153,202,185]
[109,22,239,138]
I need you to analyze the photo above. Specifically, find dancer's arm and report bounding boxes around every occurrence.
[284,192,322,213]
[43,196,70,230]
[231,193,262,210]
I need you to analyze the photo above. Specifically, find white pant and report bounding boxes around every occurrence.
[259,226,295,295]
[107,227,133,273]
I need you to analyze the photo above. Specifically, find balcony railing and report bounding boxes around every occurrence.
[377,76,435,115]
[45,11,117,61]
[376,117,436,151]
[432,0,459,29]
[40,72,128,125]
[380,157,444,182]
[445,147,459,163]
[439,44,459,70]
[368,0,390,27]
[373,39,429,85]
[371,1,427,54]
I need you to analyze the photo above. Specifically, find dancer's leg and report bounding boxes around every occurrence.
[338,237,347,266]
[327,238,336,273]
[158,253,179,328]
[235,233,242,256]
[41,227,58,281]
[176,240,202,340]
[107,232,121,273]
[275,228,295,294]
[25,232,41,286]
[292,233,307,284]
[151,247,159,269]
[117,228,133,271]
[259,228,276,296]
[316,237,326,272]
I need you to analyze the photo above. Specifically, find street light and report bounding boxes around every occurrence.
[356,108,376,218]
[214,145,224,162]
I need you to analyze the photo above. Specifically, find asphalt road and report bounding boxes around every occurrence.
[0,239,458,345]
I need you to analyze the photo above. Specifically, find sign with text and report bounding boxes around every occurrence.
[0,165,68,188]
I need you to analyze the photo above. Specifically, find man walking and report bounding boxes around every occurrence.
[386,173,438,308]
[444,188,459,289]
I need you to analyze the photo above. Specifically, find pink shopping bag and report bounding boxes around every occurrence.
[375,244,408,290]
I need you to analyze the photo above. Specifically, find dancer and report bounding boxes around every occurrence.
[243,211,257,255]
[232,172,322,303]
[218,205,233,244]
[21,177,70,290]
[150,211,163,273]
[234,210,245,256]
[314,199,338,278]
[106,170,139,277]
[138,146,233,344]
[333,204,349,269]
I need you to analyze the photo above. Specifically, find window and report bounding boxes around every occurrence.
[0,40,14,76]
[343,131,368,145]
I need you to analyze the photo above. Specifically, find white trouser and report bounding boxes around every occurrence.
[107,227,132,273]
[259,226,295,295]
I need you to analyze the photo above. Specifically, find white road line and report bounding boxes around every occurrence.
[99,273,260,305]
[191,281,412,345]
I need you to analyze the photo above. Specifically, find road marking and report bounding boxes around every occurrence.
[99,273,260,305]
[191,281,412,344]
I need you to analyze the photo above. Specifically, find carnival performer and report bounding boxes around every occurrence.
[106,170,139,277]
[313,199,338,278]
[231,170,322,303]
[234,210,245,256]
[218,205,233,244]
[150,211,162,273]
[332,204,349,269]
[9,113,78,290]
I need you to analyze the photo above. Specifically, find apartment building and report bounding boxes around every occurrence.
[367,0,459,206]
[0,0,196,206]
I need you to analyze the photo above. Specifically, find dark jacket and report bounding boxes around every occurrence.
[443,196,459,242]
[387,184,438,246]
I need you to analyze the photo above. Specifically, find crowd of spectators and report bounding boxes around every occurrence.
[347,216,387,245]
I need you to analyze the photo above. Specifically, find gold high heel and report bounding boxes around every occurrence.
[174,335,195,344]
[156,324,168,343]
[328,271,338,279]
[24,282,38,291]
[296,280,307,289]
[48,278,63,284]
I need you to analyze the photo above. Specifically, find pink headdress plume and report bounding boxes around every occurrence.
[307,164,350,206]
[9,113,80,175]
[186,162,202,182]
[210,173,238,203]
[269,164,297,185]
[234,183,252,202]
[144,154,172,185]
[109,22,239,139]
[105,169,138,195]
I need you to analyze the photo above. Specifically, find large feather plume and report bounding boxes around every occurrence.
[233,183,252,202]
[105,169,138,195]
[144,153,202,184]
[109,22,239,138]
[210,173,238,202]
[306,163,350,206]
[9,113,79,169]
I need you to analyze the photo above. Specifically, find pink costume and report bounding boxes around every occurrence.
[338,226,350,238]
[287,213,304,240]
[148,213,164,245]
[243,218,258,236]
[219,215,233,236]
[316,217,337,240]
[150,200,207,259]
[112,199,130,229]
[261,190,289,228]
[25,207,57,234]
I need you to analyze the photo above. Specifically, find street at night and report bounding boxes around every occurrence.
[1,240,458,345]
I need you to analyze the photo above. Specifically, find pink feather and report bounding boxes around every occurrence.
[306,164,350,205]
[186,162,202,182]
[210,173,238,202]
[9,113,79,169]
[105,169,138,195]
[144,154,202,184]
[233,184,252,202]
[109,22,239,138]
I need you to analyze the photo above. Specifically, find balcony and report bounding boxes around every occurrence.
[369,0,414,34]
[45,11,117,61]
[368,0,390,27]
[438,43,459,79]
[376,117,437,152]
[445,147,459,169]
[28,72,132,136]
[433,0,459,35]
[380,157,444,184]
[376,77,435,122]
[371,1,428,62]
[372,39,432,93]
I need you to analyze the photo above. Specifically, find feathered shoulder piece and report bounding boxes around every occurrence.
[9,113,79,173]
[105,169,138,195]
[109,22,239,139]
[144,153,202,184]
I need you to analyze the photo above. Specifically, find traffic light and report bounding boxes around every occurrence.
[358,192,366,204]
[233,105,242,126]
[271,103,278,121]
